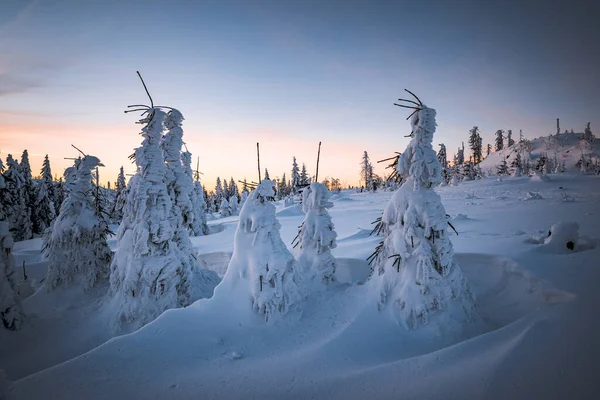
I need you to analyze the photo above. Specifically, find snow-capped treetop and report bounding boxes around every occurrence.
[396,105,442,189]
[301,181,333,213]
[164,108,184,129]
[18,150,32,182]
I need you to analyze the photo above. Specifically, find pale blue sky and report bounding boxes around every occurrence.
[1,0,598,186]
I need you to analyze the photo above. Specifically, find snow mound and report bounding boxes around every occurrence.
[337,229,372,242]
[276,203,303,217]
[527,221,597,253]
[530,172,551,182]
[522,191,543,200]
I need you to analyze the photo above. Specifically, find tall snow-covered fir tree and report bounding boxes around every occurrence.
[0,221,23,331]
[19,150,35,236]
[220,197,231,217]
[437,144,448,169]
[161,109,195,235]
[221,180,303,321]
[110,166,127,223]
[33,154,56,234]
[507,129,515,147]
[361,151,374,190]
[300,163,309,186]
[291,157,300,193]
[43,155,112,291]
[456,143,465,166]
[511,152,523,177]
[229,178,239,200]
[3,155,32,241]
[468,127,482,164]
[264,168,270,180]
[181,151,208,236]
[369,92,475,329]
[109,108,197,329]
[583,122,594,142]
[495,130,504,151]
[486,143,492,157]
[214,177,223,211]
[293,182,337,284]
[161,109,218,302]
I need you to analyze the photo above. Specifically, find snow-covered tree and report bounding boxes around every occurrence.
[456,143,465,166]
[360,151,374,190]
[291,157,301,194]
[43,155,112,291]
[32,154,56,234]
[220,197,231,217]
[468,127,482,164]
[0,222,23,330]
[109,109,199,329]
[223,180,230,201]
[497,158,509,176]
[507,129,515,147]
[111,166,127,223]
[486,143,492,157]
[264,168,270,180]
[214,177,223,211]
[2,155,32,241]
[437,144,448,169]
[239,189,249,210]
[300,163,309,186]
[293,182,337,284]
[583,122,594,142]
[229,178,239,200]
[221,180,303,321]
[519,129,524,143]
[182,151,208,236]
[495,130,504,151]
[229,194,239,216]
[369,95,475,329]
[511,152,523,177]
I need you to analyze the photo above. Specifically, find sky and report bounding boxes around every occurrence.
[1,0,598,188]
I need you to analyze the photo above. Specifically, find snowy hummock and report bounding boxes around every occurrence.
[42,155,111,292]
[369,100,475,329]
[294,182,337,284]
[219,179,303,321]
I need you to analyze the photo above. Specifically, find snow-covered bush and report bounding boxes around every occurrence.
[43,155,112,291]
[221,180,303,321]
[109,109,196,330]
[293,183,337,284]
[369,94,475,329]
[0,222,24,330]
[220,198,231,217]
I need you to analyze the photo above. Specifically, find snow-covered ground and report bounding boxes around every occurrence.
[2,173,600,399]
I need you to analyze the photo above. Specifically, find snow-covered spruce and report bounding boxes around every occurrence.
[42,155,112,291]
[369,96,475,329]
[293,182,337,284]
[181,151,209,236]
[1,221,24,330]
[220,197,231,217]
[161,109,219,300]
[110,166,127,223]
[109,109,208,329]
[33,154,57,234]
[222,180,303,321]
[2,155,32,241]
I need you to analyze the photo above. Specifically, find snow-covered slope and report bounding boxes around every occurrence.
[2,175,600,399]
[480,132,600,174]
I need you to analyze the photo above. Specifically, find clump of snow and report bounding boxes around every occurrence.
[522,191,543,200]
[0,221,24,330]
[218,179,304,321]
[293,182,337,284]
[369,99,476,329]
[526,221,597,253]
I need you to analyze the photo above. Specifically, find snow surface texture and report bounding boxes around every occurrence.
[108,109,207,331]
[2,174,599,399]
[0,222,23,330]
[294,182,337,284]
[219,179,303,321]
[42,155,111,292]
[370,102,475,329]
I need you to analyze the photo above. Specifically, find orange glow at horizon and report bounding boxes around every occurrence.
[1,120,395,191]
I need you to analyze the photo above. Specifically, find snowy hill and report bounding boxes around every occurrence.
[479,132,600,174]
[2,174,600,399]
